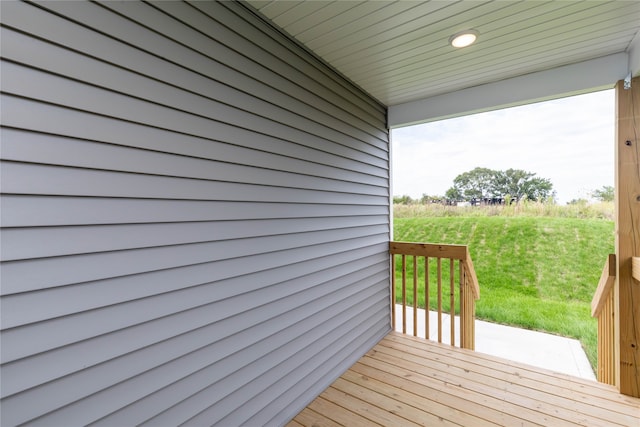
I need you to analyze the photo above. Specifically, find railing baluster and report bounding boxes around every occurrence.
[469,266,473,347]
[460,262,466,348]
[391,254,396,330]
[450,259,455,346]
[466,265,472,349]
[402,254,407,334]
[604,292,614,383]
[437,257,442,343]
[598,301,611,383]
[413,255,418,337]
[425,257,430,340]
[602,297,608,383]
[604,303,607,383]
[468,268,473,348]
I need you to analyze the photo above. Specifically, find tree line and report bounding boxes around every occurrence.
[394,167,614,205]
[444,167,554,203]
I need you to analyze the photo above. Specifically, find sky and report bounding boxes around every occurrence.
[391,89,615,205]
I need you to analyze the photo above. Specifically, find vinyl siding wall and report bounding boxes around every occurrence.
[0,1,390,425]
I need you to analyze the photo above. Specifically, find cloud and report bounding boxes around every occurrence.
[391,89,614,203]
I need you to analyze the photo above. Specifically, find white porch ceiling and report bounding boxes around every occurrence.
[245,1,640,126]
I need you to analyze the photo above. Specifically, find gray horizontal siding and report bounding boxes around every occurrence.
[2,98,388,186]
[1,196,388,227]
[2,60,388,170]
[1,128,388,194]
[3,268,389,422]
[0,1,390,426]
[2,233,387,296]
[1,1,387,156]
[2,162,386,204]
[1,216,388,260]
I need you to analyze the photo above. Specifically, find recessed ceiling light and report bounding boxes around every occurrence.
[449,30,479,48]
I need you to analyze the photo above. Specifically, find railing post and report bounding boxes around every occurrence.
[461,248,480,350]
[592,254,616,385]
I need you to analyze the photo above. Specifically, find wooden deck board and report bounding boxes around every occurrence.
[290,332,640,427]
[372,338,631,425]
[383,333,639,413]
[288,408,341,427]
[347,362,503,427]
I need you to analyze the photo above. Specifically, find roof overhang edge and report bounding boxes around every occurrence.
[388,53,629,129]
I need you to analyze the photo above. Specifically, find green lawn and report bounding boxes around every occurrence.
[393,214,615,368]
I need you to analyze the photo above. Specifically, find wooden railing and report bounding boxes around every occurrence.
[390,242,480,350]
[591,254,616,385]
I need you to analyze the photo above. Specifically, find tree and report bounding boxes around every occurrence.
[447,167,497,201]
[590,185,614,202]
[393,195,414,205]
[521,176,554,202]
[420,194,445,204]
[492,168,554,202]
[445,187,463,202]
[446,167,554,203]
[492,169,528,201]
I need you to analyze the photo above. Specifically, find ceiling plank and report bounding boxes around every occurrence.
[245,0,640,110]
[284,1,359,37]
[331,1,547,71]
[350,1,638,87]
[271,1,332,29]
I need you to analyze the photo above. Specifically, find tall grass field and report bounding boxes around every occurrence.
[393,202,615,369]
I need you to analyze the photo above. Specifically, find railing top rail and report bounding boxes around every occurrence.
[389,241,480,300]
[389,241,467,260]
[591,254,616,317]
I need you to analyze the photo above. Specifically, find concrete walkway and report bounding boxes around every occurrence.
[394,305,596,381]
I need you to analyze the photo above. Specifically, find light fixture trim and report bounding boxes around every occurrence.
[449,29,479,48]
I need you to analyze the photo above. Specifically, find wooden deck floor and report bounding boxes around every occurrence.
[287,332,639,427]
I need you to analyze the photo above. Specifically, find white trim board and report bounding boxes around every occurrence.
[388,53,629,128]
